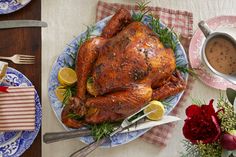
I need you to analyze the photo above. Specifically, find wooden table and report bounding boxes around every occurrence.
[0,0,41,156]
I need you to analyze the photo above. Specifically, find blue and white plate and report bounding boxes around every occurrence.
[48,14,188,147]
[0,67,41,157]
[0,0,31,14]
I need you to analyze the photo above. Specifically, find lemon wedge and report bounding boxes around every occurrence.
[144,100,165,120]
[58,67,77,86]
[55,86,66,102]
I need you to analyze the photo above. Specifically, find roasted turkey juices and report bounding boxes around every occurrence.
[205,36,236,75]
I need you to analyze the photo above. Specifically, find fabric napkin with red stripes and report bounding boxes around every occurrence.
[96,1,194,147]
[0,86,35,131]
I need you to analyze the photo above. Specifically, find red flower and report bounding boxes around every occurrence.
[183,99,221,144]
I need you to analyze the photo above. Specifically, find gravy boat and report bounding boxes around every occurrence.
[198,20,236,85]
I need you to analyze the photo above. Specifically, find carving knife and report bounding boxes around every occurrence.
[0,20,47,29]
[43,115,181,144]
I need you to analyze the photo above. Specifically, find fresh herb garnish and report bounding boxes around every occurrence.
[67,113,84,121]
[89,123,115,141]
[132,1,151,22]
[149,16,178,51]
[77,25,95,48]
[176,66,197,76]
[63,58,76,69]
[190,96,206,106]
[62,25,95,106]
[62,85,77,106]
[87,77,94,84]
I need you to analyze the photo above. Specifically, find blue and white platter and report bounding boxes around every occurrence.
[0,67,41,157]
[48,14,188,147]
[0,0,31,14]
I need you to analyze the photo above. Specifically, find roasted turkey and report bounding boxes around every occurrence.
[62,8,186,128]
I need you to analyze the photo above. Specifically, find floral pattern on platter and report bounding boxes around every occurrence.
[0,0,31,14]
[0,67,41,157]
[189,16,236,90]
[48,15,188,147]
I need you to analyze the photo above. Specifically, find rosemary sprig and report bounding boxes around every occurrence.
[67,113,84,121]
[149,16,178,51]
[76,25,95,47]
[64,58,76,69]
[176,66,197,76]
[87,77,93,84]
[132,1,151,22]
[62,85,77,106]
[190,96,206,106]
[61,25,95,106]
[89,122,115,141]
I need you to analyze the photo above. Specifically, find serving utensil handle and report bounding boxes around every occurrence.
[43,129,91,144]
[70,137,108,157]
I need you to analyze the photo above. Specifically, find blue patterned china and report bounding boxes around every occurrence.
[0,67,41,157]
[0,0,31,14]
[48,14,188,147]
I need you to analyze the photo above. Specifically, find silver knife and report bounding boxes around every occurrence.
[0,20,47,29]
[121,115,180,133]
[43,115,180,144]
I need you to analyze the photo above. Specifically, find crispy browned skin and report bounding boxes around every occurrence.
[101,8,132,38]
[62,8,186,128]
[75,37,106,101]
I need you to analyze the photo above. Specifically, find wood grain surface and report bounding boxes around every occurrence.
[0,0,41,156]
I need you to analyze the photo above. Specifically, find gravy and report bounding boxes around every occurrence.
[205,36,236,75]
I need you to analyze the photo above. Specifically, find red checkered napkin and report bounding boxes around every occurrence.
[96,1,194,147]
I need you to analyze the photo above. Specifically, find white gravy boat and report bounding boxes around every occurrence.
[198,20,236,84]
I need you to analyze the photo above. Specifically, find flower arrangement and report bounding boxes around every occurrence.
[181,89,236,157]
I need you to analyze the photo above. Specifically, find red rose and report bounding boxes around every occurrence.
[183,99,221,144]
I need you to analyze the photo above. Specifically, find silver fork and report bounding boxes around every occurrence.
[70,105,157,157]
[0,54,35,64]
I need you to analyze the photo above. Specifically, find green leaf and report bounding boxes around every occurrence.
[226,88,236,106]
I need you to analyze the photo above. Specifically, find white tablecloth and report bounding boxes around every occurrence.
[42,0,236,156]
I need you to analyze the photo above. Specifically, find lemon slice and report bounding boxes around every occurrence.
[55,86,66,102]
[58,67,77,86]
[144,100,165,120]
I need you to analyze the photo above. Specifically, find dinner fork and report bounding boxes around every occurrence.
[0,54,35,64]
[70,105,157,157]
